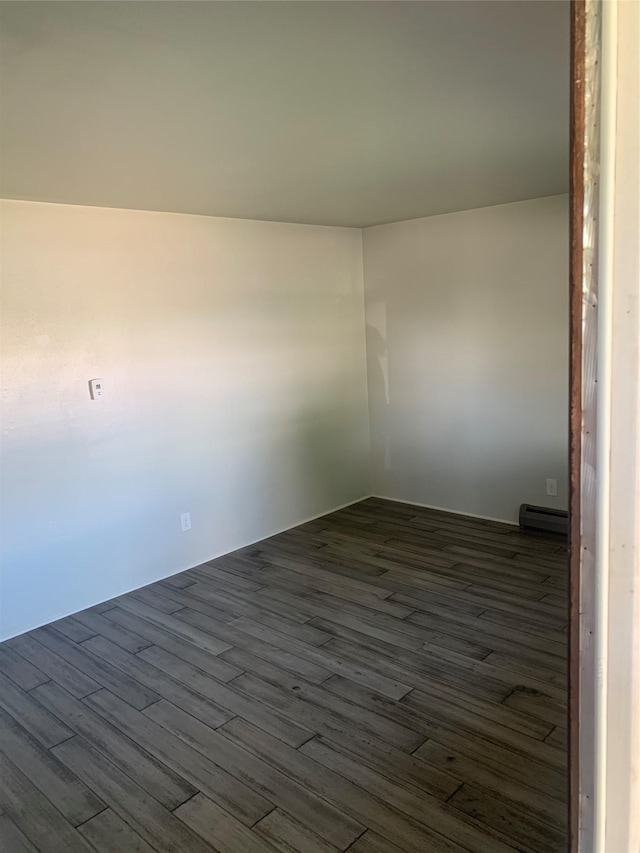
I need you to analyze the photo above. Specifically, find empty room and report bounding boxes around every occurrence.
[0,1,586,851]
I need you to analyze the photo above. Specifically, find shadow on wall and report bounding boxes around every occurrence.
[285,400,367,528]
[366,323,391,492]
[363,196,570,522]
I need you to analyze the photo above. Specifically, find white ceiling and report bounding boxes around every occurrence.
[0,1,569,228]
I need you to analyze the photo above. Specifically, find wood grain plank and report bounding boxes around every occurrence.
[228,613,331,647]
[258,556,394,601]
[0,750,95,853]
[31,627,159,710]
[0,670,73,748]
[253,808,342,853]
[220,717,477,853]
[131,642,313,747]
[31,681,198,810]
[415,738,566,826]
[52,735,218,853]
[211,615,412,700]
[50,616,98,644]
[448,782,566,852]
[77,808,156,853]
[144,699,364,849]
[0,813,39,853]
[320,638,510,703]
[300,736,519,853]
[482,650,567,688]
[307,614,492,662]
[0,705,105,826]
[174,607,337,685]
[73,609,154,654]
[175,792,279,853]
[347,830,410,853]
[246,667,415,749]
[153,579,312,626]
[86,627,242,684]
[6,634,101,698]
[0,644,49,690]
[403,690,563,770]
[157,572,198,590]
[406,607,566,659]
[131,587,187,614]
[324,676,566,798]
[185,564,266,592]
[77,635,236,731]
[307,727,460,803]
[257,579,417,621]
[546,726,568,751]
[85,688,274,826]
[219,648,424,752]
[101,606,237,668]
[113,595,236,650]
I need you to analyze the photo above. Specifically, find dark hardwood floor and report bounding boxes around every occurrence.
[0,497,568,853]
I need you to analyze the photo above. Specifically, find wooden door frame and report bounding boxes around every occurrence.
[569,0,605,849]
[568,3,584,848]
[571,2,640,847]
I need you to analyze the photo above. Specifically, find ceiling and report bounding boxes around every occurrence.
[0,1,569,228]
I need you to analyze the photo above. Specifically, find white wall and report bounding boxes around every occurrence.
[601,1,640,847]
[363,195,569,523]
[0,200,370,641]
[0,193,569,638]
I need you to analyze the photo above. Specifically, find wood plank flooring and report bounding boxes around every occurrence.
[0,497,568,853]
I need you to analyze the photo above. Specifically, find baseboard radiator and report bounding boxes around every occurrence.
[519,504,568,536]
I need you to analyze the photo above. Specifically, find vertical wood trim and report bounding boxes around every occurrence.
[569,1,586,850]
[602,1,640,847]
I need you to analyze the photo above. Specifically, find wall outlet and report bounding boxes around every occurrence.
[546,478,558,497]
[180,512,191,532]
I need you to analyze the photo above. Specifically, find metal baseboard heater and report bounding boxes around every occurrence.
[519,504,568,536]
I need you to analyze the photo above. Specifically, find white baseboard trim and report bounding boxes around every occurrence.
[3,493,519,642]
[0,494,370,643]
[370,493,517,527]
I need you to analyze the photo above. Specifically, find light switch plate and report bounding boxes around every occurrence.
[89,379,104,400]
